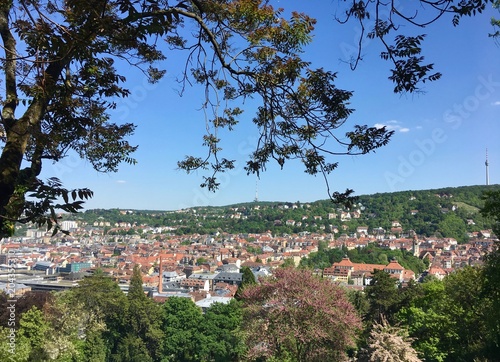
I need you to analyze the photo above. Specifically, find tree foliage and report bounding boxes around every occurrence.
[481,189,500,237]
[198,299,245,361]
[0,307,45,362]
[364,269,401,324]
[0,0,401,238]
[480,189,500,357]
[2,258,500,361]
[162,296,204,362]
[69,269,129,359]
[0,292,106,362]
[0,290,53,328]
[490,0,500,40]
[123,265,163,362]
[337,0,493,93]
[241,267,361,361]
[437,213,467,242]
[397,266,499,361]
[161,296,243,361]
[235,266,257,300]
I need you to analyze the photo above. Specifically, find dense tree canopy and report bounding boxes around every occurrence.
[162,296,204,362]
[480,190,500,355]
[162,296,243,361]
[69,269,129,359]
[397,266,500,361]
[120,265,163,362]
[2,259,500,360]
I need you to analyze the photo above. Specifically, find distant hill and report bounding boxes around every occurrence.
[70,184,500,242]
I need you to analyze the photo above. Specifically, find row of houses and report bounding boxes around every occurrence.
[323,257,415,286]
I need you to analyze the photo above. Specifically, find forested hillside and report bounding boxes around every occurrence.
[76,185,499,241]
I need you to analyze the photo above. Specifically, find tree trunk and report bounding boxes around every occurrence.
[0,117,32,237]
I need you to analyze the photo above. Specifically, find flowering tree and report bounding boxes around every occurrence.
[364,319,421,362]
[241,267,361,362]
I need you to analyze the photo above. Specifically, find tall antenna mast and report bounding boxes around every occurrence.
[485,148,490,186]
[254,179,259,202]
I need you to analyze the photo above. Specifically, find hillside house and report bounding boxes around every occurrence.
[323,257,412,286]
[356,226,369,235]
[340,212,351,222]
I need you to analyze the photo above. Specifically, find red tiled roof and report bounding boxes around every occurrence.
[385,260,405,270]
[353,263,385,272]
[336,258,354,267]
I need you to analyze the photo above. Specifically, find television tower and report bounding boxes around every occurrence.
[485,148,490,186]
[254,179,259,202]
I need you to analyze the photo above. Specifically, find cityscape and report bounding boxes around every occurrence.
[1,0,500,361]
[1,186,497,305]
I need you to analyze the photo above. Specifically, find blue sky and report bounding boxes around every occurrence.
[41,1,500,211]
